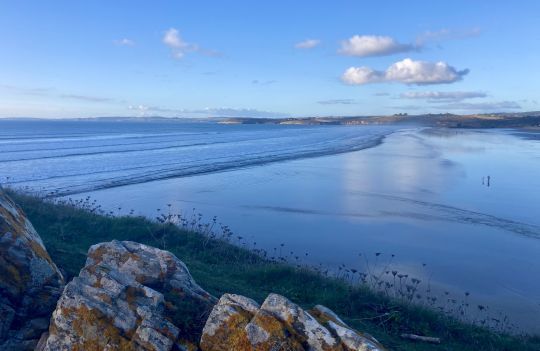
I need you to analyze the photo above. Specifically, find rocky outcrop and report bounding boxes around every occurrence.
[200,293,386,351]
[0,190,65,350]
[42,240,216,351]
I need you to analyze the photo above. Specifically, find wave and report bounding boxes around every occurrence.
[1,124,394,196]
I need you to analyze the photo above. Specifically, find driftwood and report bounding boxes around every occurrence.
[400,333,441,344]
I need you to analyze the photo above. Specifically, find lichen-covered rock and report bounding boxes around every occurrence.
[310,305,384,351]
[42,240,216,351]
[199,294,260,351]
[200,293,386,351]
[0,190,65,350]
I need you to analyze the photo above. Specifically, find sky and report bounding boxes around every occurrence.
[1,1,539,118]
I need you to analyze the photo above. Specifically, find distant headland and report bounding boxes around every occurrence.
[3,111,540,129]
[217,111,540,128]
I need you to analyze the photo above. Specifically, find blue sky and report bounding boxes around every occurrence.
[1,1,539,118]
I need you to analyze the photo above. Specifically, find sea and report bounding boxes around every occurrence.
[1,119,539,332]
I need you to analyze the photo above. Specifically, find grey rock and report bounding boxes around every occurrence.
[200,293,387,351]
[42,240,216,351]
[0,190,64,350]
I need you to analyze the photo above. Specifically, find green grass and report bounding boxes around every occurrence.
[8,190,540,351]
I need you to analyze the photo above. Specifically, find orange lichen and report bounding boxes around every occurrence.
[0,255,30,292]
[66,305,136,351]
[97,293,112,304]
[28,238,54,263]
[87,246,109,265]
[248,311,305,351]
[200,309,254,351]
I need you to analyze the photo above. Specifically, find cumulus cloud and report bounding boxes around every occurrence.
[400,91,486,102]
[162,28,216,59]
[341,58,469,85]
[113,38,135,46]
[295,39,321,49]
[163,28,196,58]
[339,35,415,57]
[338,29,479,57]
[317,99,357,105]
[163,28,187,48]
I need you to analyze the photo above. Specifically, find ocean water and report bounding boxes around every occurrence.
[0,120,394,195]
[1,119,540,332]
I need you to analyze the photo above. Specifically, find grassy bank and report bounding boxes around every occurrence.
[8,190,540,351]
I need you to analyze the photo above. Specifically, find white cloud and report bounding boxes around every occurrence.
[295,39,321,49]
[338,29,479,57]
[162,28,199,59]
[400,91,486,102]
[163,28,188,49]
[341,67,384,85]
[113,38,135,46]
[339,35,414,57]
[128,105,149,111]
[342,58,469,85]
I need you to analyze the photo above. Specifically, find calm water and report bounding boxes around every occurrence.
[1,120,540,332]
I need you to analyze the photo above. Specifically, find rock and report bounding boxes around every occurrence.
[0,190,65,350]
[200,293,386,351]
[199,294,260,351]
[310,305,384,351]
[42,240,216,351]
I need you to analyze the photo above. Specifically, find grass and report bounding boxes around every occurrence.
[7,189,540,351]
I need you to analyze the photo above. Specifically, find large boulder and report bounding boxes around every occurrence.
[42,240,216,351]
[0,190,65,350]
[200,293,386,351]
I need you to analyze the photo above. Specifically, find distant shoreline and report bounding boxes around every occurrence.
[217,112,540,129]
[2,111,540,129]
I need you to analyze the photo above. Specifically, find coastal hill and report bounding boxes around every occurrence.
[4,111,540,129]
[218,111,540,128]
